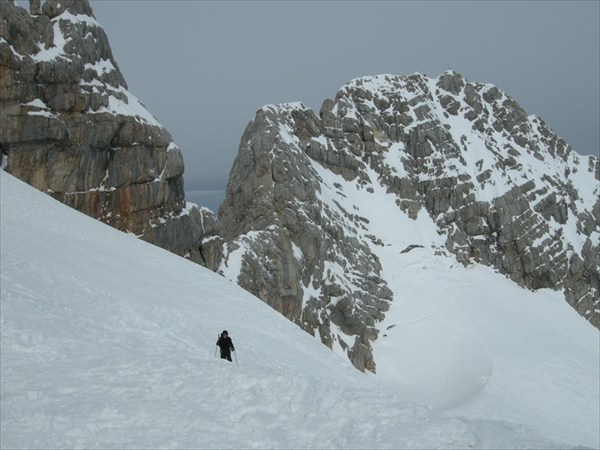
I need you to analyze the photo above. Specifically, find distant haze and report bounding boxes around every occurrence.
[50,2,600,211]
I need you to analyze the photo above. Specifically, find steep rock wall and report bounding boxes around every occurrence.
[0,0,213,262]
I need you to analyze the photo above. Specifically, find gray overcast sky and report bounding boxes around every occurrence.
[88,1,599,211]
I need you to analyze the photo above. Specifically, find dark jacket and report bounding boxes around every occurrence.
[216,336,235,359]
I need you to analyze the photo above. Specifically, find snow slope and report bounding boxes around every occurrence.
[1,170,598,449]
[309,152,599,446]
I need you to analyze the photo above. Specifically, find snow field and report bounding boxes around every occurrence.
[306,154,599,447]
[1,170,598,449]
[374,249,599,446]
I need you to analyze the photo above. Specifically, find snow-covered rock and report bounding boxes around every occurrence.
[208,71,599,372]
[0,0,211,263]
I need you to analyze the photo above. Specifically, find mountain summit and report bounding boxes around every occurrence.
[203,71,599,372]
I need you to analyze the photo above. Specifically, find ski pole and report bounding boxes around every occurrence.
[233,350,238,365]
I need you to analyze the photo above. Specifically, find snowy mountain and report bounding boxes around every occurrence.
[0,0,210,263]
[2,169,599,448]
[2,168,599,448]
[204,71,599,372]
[1,2,598,447]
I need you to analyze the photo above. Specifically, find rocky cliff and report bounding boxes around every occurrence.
[0,0,213,262]
[205,72,599,372]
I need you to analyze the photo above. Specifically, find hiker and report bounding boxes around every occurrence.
[216,330,235,362]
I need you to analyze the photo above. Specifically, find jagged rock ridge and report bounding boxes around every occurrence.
[0,0,213,262]
[204,72,599,372]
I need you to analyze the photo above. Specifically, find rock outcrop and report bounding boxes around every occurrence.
[205,72,599,372]
[211,103,395,372]
[0,0,214,262]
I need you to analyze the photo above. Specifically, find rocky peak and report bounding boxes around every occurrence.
[40,0,95,18]
[1,0,214,263]
[207,71,599,372]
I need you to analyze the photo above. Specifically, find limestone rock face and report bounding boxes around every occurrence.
[0,0,210,262]
[215,104,392,371]
[210,72,599,372]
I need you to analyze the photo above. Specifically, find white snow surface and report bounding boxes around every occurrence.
[88,87,162,128]
[306,148,599,447]
[1,170,599,449]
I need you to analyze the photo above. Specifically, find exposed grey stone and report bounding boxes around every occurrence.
[213,103,394,372]
[208,71,599,375]
[0,0,207,264]
[29,0,41,15]
[437,70,465,95]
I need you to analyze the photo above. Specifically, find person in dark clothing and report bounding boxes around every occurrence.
[216,330,235,362]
